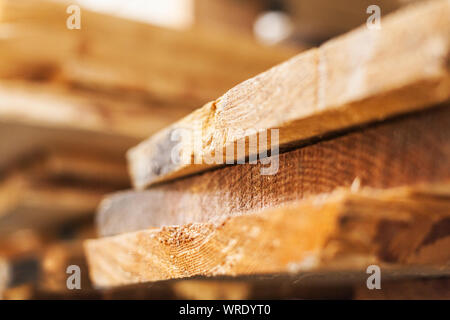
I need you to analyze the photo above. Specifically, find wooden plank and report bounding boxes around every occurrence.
[127,0,450,189]
[98,106,450,236]
[85,182,450,287]
[3,245,448,299]
[0,150,127,234]
[0,80,192,140]
[27,149,129,188]
[0,121,137,173]
[0,0,296,112]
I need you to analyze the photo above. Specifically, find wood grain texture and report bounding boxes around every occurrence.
[0,120,137,174]
[0,230,47,259]
[0,176,104,234]
[85,183,450,287]
[39,240,93,293]
[128,0,450,189]
[26,149,129,188]
[99,106,450,237]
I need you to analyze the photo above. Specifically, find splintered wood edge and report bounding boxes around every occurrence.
[84,183,450,288]
[127,0,450,189]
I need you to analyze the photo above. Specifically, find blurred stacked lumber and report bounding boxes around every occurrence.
[0,0,293,226]
[0,0,297,299]
[0,150,128,234]
[0,0,295,160]
[84,0,450,298]
[0,226,100,299]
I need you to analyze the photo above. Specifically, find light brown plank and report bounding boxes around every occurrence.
[128,0,450,189]
[85,183,450,287]
[0,120,137,173]
[0,80,192,140]
[0,150,127,234]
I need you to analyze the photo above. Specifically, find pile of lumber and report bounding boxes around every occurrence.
[0,0,448,300]
[0,0,295,299]
[83,0,450,299]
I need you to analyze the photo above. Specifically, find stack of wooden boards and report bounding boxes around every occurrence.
[85,0,450,298]
[0,0,294,298]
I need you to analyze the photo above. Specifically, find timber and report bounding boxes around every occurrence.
[0,176,104,234]
[0,0,295,117]
[85,182,450,287]
[0,80,192,140]
[1,0,449,300]
[128,0,450,189]
[0,150,128,234]
[98,106,450,236]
